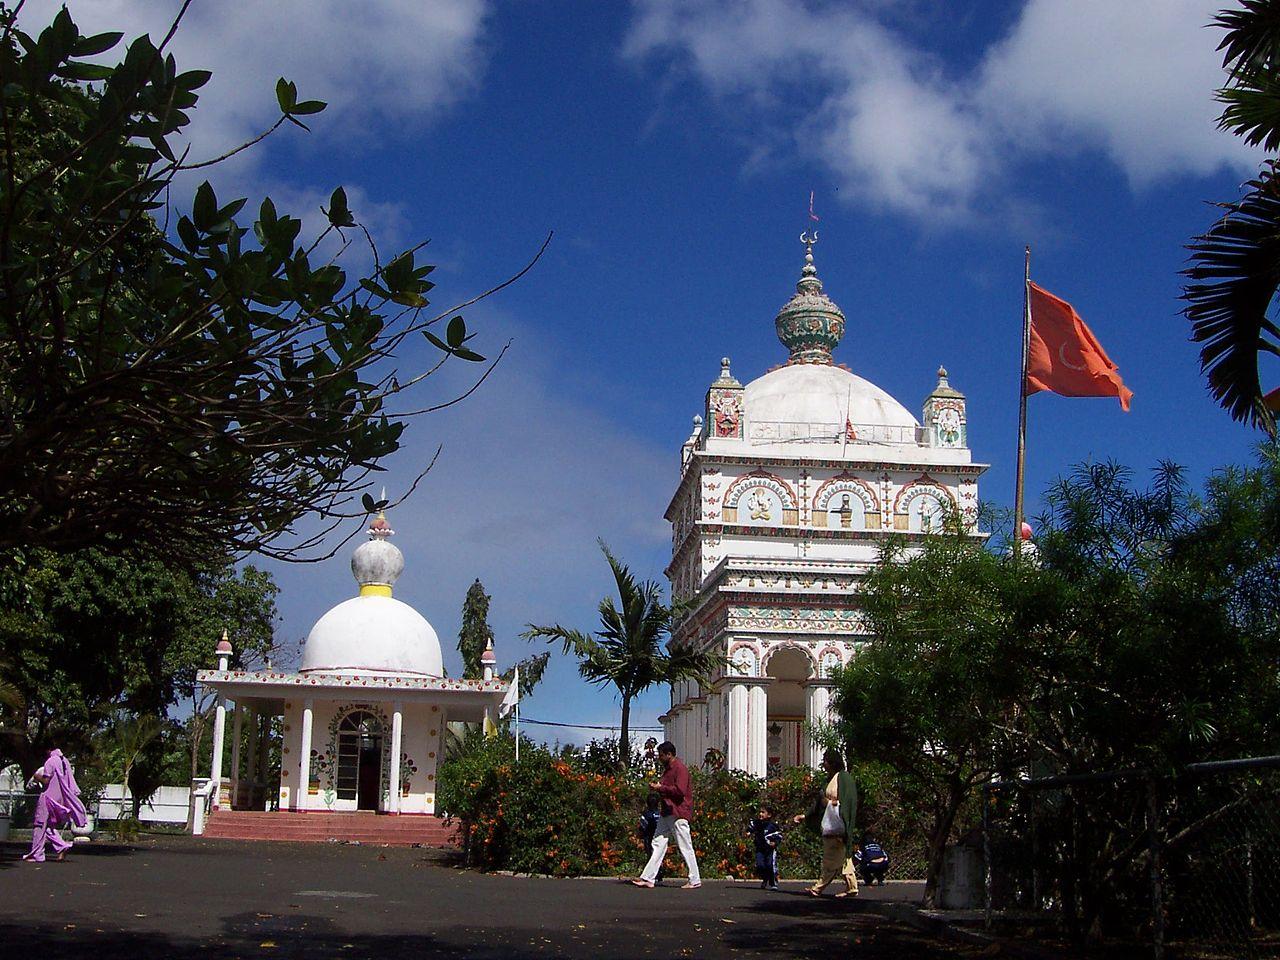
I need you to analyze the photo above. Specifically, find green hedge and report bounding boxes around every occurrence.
[438,737,925,879]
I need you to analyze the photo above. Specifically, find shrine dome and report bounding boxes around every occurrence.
[740,235,918,433]
[743,364,919,430]
[300,513,444,678]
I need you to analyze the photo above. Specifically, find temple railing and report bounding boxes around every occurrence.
[747,420,922,445]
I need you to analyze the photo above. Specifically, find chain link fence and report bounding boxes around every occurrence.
[983,756,1280,959]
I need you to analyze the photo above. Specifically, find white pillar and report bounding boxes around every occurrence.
[297,699,313,812]
[209,693,227,809]
[229,703,244,808]
[389,701,404,813]
[748,683,769,777]
[805,683,832,768]
[726,682,750,772]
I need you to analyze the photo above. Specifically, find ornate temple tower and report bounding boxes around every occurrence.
[661,234,988,775]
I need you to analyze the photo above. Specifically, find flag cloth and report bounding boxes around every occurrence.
[499,666,519,718]
[1026,282,1133,411]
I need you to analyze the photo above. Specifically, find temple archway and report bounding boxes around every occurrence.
[764,646,813,771]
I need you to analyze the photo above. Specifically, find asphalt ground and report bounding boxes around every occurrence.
[1,836,982,959]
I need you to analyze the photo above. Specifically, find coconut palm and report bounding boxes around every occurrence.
[521,541,721,766]
[1184,0,1280,435]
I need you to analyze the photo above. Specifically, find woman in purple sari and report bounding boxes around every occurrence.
[23,748,86,862]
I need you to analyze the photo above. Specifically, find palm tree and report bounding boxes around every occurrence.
[104,711,164,819]
[521,541,720,766]
[1184,0,1280,435]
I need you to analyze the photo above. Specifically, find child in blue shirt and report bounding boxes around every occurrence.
[748,803,783,890]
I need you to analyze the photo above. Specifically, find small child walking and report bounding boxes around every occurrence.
[638,792,666,883]
[748,803,783,890]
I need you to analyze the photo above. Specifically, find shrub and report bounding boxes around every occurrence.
[440,737,854,879]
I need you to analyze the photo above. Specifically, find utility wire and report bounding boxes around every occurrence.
[519,717,664,732]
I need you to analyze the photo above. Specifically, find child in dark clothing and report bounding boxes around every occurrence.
[638,792,665,882]
[857,835,891,885]
[748,804,783,890]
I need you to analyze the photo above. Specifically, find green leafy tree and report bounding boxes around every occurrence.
[833,451,1280,923]
[0,6,543,569]
[522,541,721,766]
[0,549,278,775]
[458,579,495,680]
[831,525,1028,906]
[100,710,163,819]
[1183,1,1280,434]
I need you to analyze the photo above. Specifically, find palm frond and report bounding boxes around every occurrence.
[1183,172,1280,434]
[1215,0,1280,77]
[1219,66,1280,150]
[520,623,601,661]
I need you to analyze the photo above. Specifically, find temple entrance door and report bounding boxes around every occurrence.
[357,736,382,810]
[337,711,385,810]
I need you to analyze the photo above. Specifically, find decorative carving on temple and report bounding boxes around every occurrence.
[728,642,759,677]
[817,647,843,678]
[893,477,957,532]
[723,472,798,525]
[811,475,880,530]
[705,357,744,439]
[923,366,967,449]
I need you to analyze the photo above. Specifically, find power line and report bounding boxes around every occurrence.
[519,717,664,732]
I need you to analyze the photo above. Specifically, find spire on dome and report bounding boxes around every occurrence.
[775,231,846,365]
[929,365,965,399]
[215,629,232,655]
[352,503,404,597]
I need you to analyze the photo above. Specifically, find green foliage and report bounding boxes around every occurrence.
[1183,2,1280,433]
[522,541,722,765]
[832,521,1026,904]
[0,548,278,775]
[458,579,495,680]
[833,450,1280,911]
[438,735,835,879]
[0,6,530,568]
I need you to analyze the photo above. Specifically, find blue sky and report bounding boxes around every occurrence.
[24,1,1272,742]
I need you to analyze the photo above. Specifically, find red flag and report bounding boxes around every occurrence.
[1026,282,1132,411]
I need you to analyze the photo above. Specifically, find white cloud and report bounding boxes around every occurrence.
[626,0,1257,218]
[258,307,675,725]
[16,0,490,163]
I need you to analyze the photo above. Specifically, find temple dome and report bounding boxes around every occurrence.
[299,512,443,678]
[743,363,919,431]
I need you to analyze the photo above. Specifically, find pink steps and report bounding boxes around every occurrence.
[204,810,460,847]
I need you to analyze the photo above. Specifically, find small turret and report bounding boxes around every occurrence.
[215,629,232,671]
[705,357,743,440]
[481,638,497,681]
[923,366,967,449]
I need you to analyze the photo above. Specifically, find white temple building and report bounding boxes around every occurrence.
[660,234,987,776]
[198,513,511,821]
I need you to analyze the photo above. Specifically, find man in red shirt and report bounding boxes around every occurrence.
[632,741,702,889]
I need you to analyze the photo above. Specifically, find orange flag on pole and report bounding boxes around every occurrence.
[1025,282,1133,411]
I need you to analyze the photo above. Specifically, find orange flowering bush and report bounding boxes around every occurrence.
[439,737,842,879]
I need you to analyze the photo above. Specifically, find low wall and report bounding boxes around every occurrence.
[96,784,191,824]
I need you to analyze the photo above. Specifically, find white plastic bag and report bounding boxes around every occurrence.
[821,801,844,837]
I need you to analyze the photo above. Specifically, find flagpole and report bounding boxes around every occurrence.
[514,668,521,763]
[1013,245,1032,560]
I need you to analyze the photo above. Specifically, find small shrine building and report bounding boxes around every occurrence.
[661,234,987,776]
[198,513,511,818]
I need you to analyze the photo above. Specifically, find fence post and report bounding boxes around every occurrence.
[983,782,993,931]
[1147,775,1164,960]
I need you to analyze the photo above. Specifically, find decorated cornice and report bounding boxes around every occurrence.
[691,450,988,476]
[728,605,869,636]
[197,669,510,696]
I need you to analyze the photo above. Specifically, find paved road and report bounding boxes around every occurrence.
[1,837,978,959]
